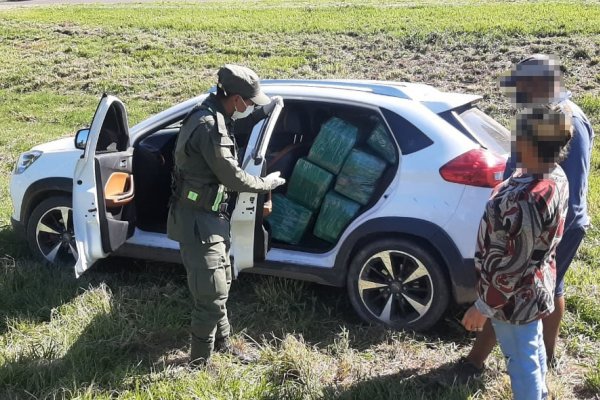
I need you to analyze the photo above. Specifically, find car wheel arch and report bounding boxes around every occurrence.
[21,178,73,231]
[334,217,474,304]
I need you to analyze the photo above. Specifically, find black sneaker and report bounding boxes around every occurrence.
[214,337,257,364]
[453,357,485,385]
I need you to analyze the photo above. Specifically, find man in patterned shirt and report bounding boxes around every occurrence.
[462,107,571,400]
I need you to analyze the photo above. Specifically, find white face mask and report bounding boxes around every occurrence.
[232,98,254,120]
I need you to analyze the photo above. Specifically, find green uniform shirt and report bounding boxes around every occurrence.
[167,94,272,244]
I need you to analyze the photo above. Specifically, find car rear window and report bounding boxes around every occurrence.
[381,108,434,155]
[451,107,510,155]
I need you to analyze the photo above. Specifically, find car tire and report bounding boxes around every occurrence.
[26,195,78,268]
[347,238,450,331]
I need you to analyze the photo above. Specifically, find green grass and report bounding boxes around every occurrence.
[2,2,600,36]
[1,1,600,399]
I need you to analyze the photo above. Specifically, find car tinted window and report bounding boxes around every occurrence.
[381,108,433,155]
[456,107,510,155]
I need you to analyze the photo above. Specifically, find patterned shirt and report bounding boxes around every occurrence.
[474,166,569,324]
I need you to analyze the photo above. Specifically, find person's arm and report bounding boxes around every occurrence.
[560,117,593,231]
[188,116,282,193]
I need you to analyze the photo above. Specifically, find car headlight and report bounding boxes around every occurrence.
[14,150,43,174]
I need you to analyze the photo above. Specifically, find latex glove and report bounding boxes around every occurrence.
[262,96,284,116]
[461,304,488,332]
[263,171,286,190]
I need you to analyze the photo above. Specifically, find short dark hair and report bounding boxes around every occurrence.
[516,106,572,163]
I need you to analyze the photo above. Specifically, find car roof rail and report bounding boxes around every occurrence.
[260,79,413,99]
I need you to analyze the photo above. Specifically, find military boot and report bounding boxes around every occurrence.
[190,337,212,368]
[214,336,257,364]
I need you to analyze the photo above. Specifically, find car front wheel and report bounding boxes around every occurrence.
[347,238,450,331]
[26,196,78,268]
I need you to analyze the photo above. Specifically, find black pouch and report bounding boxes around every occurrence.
[180,182,225,212]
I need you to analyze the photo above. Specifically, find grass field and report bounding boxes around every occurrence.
[1,1,599,399]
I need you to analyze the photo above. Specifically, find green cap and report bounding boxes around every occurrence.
[217,64,270,106]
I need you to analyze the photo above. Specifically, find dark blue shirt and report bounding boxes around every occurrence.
[504,100,594,231]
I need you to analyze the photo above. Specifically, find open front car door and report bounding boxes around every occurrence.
[73,94,135,277]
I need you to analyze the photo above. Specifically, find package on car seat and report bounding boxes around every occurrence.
[367,122,397,164]
[334,149,387,205]
[307,117,358,174]
[313,191,361,243]
[286,158,334,211]
[267,194,313,245]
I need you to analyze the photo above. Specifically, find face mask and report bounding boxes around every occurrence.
[232,98,254,120]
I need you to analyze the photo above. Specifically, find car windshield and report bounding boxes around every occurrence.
[455,108,510,155]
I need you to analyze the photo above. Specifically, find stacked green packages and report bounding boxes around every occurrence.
[367,122,397,164]
[267,194,313,245]
[314,192,361,243]
[286,158,334,210]
[307,117,358,174]
[335,149,387,205]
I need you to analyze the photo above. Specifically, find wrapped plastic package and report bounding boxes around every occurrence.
[366,122,397,164]
[335,149,387,205]
[286,158,334,210]
[313,191,361,243]
[267,194,313,245]
[307,117,358,174]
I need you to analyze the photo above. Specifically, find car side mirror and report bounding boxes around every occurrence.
[75,128,90,150]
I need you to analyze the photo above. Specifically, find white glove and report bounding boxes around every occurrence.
[263,171,286,190]
[262,96,284,116]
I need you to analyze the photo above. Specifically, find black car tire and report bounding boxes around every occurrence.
[26,195,78,268]
[347,238,450,331]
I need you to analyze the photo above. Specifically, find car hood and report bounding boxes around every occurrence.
[31,137,77,153]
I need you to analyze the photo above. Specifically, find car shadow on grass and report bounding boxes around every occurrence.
[321,365,483,400]
[0,256,477,398]
[0,225,83,336]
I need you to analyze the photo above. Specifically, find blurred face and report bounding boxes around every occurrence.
[514,76,561,106]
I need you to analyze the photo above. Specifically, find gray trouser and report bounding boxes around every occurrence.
[180,240,232,361]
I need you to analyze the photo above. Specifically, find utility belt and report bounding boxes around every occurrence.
[171,173,230,214]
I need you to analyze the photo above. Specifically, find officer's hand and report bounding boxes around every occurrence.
[264,171,286,190]
[262,96,284,116]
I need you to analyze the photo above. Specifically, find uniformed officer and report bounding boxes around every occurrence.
[167,64,286,365]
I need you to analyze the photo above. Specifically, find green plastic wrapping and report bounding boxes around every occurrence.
[267,194,313,245]
[366,122,397,164]
[286,158,334,211]
[334,149,387,205]
[313,191,361,243]
[307,117,358,174]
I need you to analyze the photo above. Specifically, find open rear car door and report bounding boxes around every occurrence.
[73,94,135,277]
[230,103,283,276]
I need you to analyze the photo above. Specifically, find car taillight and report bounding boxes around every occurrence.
[439,148,506,188]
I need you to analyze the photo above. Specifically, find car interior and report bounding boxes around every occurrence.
[130,99,399,255]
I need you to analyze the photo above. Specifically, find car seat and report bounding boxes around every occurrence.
[266,105,312,188]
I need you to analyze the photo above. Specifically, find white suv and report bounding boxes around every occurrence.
[10,80,509,331]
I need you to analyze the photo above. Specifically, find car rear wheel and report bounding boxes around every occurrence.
[26,196,78,268]
[347,238,449,331]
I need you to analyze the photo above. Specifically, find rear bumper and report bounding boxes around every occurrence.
[11,217,26,240]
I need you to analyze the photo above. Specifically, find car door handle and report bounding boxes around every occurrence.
[119,159,127,168]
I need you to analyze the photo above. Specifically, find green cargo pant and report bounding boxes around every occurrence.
[180,240,232,361]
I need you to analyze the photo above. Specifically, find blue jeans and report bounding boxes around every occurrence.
[492,319,548,400]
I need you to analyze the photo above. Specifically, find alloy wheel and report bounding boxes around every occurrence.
[357,250,433,324]
[35,206,78,266]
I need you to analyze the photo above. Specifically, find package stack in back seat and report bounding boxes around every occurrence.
[268,115,397,245]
